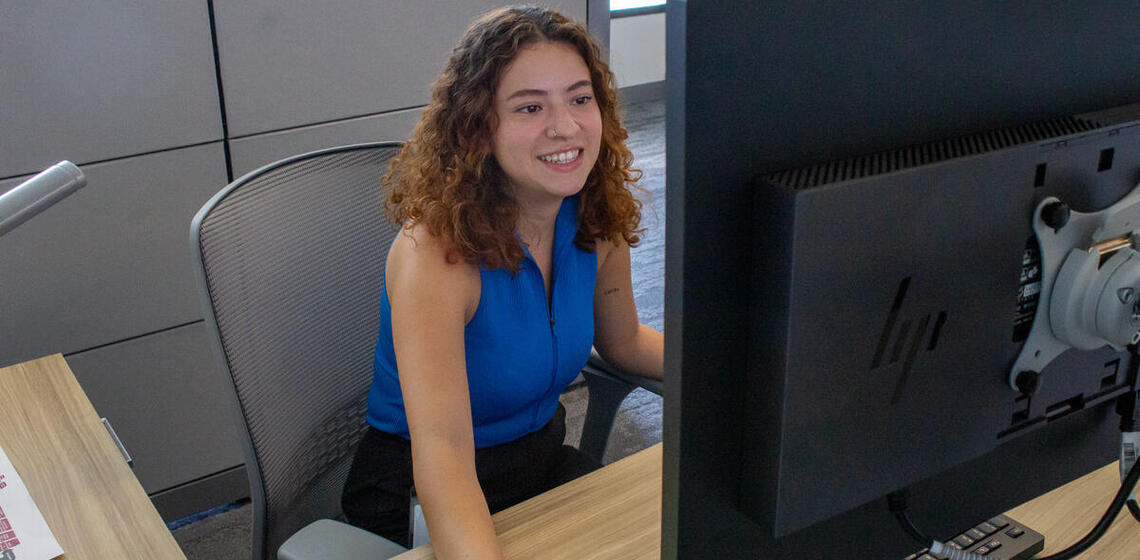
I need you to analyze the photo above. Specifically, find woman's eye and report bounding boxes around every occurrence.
[518,104,541,114]
[573,95,593,105]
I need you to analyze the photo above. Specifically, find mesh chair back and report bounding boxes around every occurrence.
[191,143,402,560]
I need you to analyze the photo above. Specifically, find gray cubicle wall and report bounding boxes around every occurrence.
[0,2,222,177]
[0,0,592,522]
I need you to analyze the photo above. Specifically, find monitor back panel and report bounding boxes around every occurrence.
[746,115,1140,538]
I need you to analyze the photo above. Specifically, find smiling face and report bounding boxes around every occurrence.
[491,40,603,210]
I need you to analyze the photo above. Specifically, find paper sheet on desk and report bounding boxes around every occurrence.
[0,445,63,560]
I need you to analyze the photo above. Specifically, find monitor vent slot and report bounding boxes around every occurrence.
[765,116,1103,189]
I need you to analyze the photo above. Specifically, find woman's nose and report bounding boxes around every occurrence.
[548,106,580,138]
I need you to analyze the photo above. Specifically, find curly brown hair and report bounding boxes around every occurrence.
[384,4,643,272]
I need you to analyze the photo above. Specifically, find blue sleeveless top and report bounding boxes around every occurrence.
[365,196,597,448]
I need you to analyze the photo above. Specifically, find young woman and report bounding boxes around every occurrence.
[341,6,663,558]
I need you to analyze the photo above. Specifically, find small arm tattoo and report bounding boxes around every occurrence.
[603,288,621,296]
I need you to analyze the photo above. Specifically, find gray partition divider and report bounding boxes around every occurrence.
[213,0,587,137]
[229,108,422,177]
[0,1,221,179]
[0,144,228,366]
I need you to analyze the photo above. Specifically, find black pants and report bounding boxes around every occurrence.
[341,404,601,547]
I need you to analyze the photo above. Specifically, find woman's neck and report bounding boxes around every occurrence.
[515,196,563,250]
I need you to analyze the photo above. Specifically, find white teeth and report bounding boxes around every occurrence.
[540,149,579,163]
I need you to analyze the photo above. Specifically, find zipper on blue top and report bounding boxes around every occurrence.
[523,246,565,431]
[524,197,575,431]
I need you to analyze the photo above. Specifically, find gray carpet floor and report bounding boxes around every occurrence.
[172,97,666,559]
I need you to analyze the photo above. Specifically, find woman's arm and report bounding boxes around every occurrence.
[387,228,503,560]
[593,239,665,379]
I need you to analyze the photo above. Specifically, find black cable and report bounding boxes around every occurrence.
[887,489,931,545]
[894,510,931,546]
[1031,387,1140,557]
[1116,355,1140,524]
[1033,455,1140,560]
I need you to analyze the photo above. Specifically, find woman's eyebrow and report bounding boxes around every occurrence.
[504,80,593,101]
[566,79,592,92]
[505,88,547,101]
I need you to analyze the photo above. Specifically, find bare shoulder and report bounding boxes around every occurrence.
[594,237,630,273]
[387,224,480,317]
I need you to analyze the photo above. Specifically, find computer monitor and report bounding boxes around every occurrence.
[662,2,1140,558]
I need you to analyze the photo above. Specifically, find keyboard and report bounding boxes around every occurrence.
[903,514,1045,559]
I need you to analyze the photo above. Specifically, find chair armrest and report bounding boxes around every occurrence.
[577,349,663,463]
[583,349,662,396]
[278,519,408,560]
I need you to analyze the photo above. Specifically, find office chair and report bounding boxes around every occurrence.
[190,142,662,560]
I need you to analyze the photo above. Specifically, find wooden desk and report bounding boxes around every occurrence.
[0,355,186,559]
[393,444,662,560]
[1007,461,1140,558]
[394,442,1140,559]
